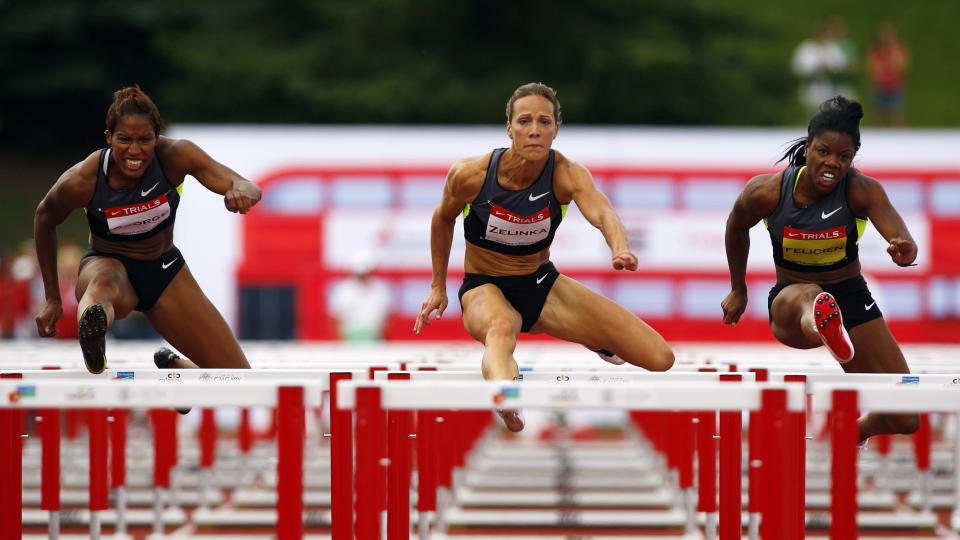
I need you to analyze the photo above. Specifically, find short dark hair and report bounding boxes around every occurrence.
[780,95,863,166]
[105,85,164,135]
[505,82,562,125]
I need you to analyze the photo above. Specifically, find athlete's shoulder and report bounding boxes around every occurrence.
[155,136,200,161]
[61,149,104,187]
[44,150,102,209]
[743,172,782,198]
[448,152,491,182]
[846,167,881,190]
[734,172,782,218]
[845,168,888,213]
[551,150,591,180]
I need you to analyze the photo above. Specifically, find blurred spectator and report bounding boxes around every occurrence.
[54,240,83,339]
[8,240,43,338]
[791,20,853,113]
[0,252,13,338]
[329,252,391,342]
[825,16,858,100]
[869,22,910,127]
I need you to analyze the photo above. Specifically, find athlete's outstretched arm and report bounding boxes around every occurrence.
[414,160,477,334]
[33,154,99,336]
[722,173,779,325]
[849,174,917,267]
[560,160,636,271]
[164,138,261,214]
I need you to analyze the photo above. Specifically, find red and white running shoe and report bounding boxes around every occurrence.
[813,292,854,363]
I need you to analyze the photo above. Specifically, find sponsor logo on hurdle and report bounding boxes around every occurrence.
[113,371,135,380]
[66,386,95,402]
[160,371,182,381]
[199,371,244,382]
[493,386,520,405]
[898,375,920,385]
[7,384,36,403]
[549,388,579,404]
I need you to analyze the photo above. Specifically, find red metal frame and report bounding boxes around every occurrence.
[276,386,306,539]
[718,374,743,540]
[830,390,859,539]
[330,372,354,540]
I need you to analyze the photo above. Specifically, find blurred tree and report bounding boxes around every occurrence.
[151,0,794,125]
[0,0,184,149]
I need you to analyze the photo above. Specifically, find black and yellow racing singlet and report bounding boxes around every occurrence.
[765,165,867,272]
[462,148,568,256]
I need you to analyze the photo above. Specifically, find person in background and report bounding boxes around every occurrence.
[722,95,920,445]
[825,16,858,100]
[329,252,392,342]
[53,240,83,339]
[0,251,15,338]
[34,85,259,374]
[869,22,910,127]
[791,20,850,114]
[414,82,674,432]
[8,240,43,339]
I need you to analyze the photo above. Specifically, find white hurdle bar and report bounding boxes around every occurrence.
[335,379,805,540]
[370,370,757,537]
[6,371,955,540]
[0,376,341,540]
[809,383,960,538]
[5,368,370,539]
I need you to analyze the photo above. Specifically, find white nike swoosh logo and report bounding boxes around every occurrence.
[822,207,842,219]
[529,192,549,202]
[864,302,876,310]
[161,258,178,270]
[536,273,549,284]
[141,182,160,197]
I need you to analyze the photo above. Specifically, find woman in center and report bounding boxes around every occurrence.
[414,82,674,431]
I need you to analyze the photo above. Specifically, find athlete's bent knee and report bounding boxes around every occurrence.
[484,317,519,342]
[645,347,675,372]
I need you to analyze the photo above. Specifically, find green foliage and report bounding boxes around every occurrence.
[2,0,957,148]
[147,0,793,125]
[2,0,959,252]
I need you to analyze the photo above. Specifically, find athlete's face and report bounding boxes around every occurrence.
[804,131,856,193]
[105,114,158,181]
[506,95,559,161]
